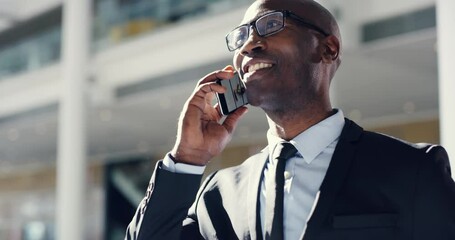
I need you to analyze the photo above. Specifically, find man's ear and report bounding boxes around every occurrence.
[321,35,340,63]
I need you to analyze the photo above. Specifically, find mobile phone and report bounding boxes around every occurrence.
[216,74,248,116]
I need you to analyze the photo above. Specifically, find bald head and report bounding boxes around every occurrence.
[247,0,341,40]
[296,0,342,68]
[294,0,341,41]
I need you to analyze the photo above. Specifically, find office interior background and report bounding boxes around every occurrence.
[0,0,453,239]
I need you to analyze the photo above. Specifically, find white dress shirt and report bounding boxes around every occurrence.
[262,110,344,239]
[162,110,345,239]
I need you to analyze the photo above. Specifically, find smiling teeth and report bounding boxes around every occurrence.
[248,63,272,73]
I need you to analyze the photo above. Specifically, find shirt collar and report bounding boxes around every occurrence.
[267,109,345,164]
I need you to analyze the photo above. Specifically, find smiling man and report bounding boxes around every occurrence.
[125,0,455,239]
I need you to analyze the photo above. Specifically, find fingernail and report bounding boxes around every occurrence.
[223,65,234,71]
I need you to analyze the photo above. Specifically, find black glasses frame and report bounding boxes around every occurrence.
[225,10,329,52]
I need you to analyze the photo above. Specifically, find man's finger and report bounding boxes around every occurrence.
[198,66,235,85]
[195,82,226,97]
[222,106,248,134]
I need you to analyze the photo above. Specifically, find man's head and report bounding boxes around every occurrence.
[229,0,341,117]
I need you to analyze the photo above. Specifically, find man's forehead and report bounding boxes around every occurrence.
[240,0,307,24]
[241,1,267,23]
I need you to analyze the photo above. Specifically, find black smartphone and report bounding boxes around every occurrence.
[216,74,248,116]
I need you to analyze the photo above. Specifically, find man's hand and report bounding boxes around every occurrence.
[170,66,248,166]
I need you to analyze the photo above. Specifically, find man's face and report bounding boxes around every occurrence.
[232,0,326,113]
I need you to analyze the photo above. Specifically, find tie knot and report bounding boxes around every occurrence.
[273,142,297,161]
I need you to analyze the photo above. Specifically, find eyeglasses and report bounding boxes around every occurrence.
[225,10,329,52]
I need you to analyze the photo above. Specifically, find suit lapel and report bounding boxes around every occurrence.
[303,119,363,239]
[247,149,269,240]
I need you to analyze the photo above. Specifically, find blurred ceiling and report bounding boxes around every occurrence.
[0,0,61,32]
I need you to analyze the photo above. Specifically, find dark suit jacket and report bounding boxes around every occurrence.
[126,119,455,240]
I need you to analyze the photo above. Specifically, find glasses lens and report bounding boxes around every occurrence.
[255,12,284,36]
[226,25,249,51]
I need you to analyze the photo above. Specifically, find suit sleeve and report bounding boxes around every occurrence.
[414,146,455,240]
[125,161,203,240]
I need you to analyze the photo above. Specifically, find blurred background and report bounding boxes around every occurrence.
[0,0,453,239]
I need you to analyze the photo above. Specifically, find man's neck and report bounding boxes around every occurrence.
[266,108,334,141]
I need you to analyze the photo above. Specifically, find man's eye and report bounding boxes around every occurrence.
[266,20,281,29]
[238,31,247,40]
[233,30,245,40]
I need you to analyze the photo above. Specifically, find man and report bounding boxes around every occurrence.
[126,0,455,239]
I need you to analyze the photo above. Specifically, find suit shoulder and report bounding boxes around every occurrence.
[343,119,435,154]
[361,130,437,153]
[359,130,450,171]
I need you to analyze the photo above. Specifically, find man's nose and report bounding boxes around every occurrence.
[238,26,266,55]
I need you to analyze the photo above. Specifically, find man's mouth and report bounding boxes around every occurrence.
[247,63,273,73]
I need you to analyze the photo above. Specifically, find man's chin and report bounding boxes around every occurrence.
[245,95,260,107]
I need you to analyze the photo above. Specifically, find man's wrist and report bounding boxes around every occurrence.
[162,153,206,175]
